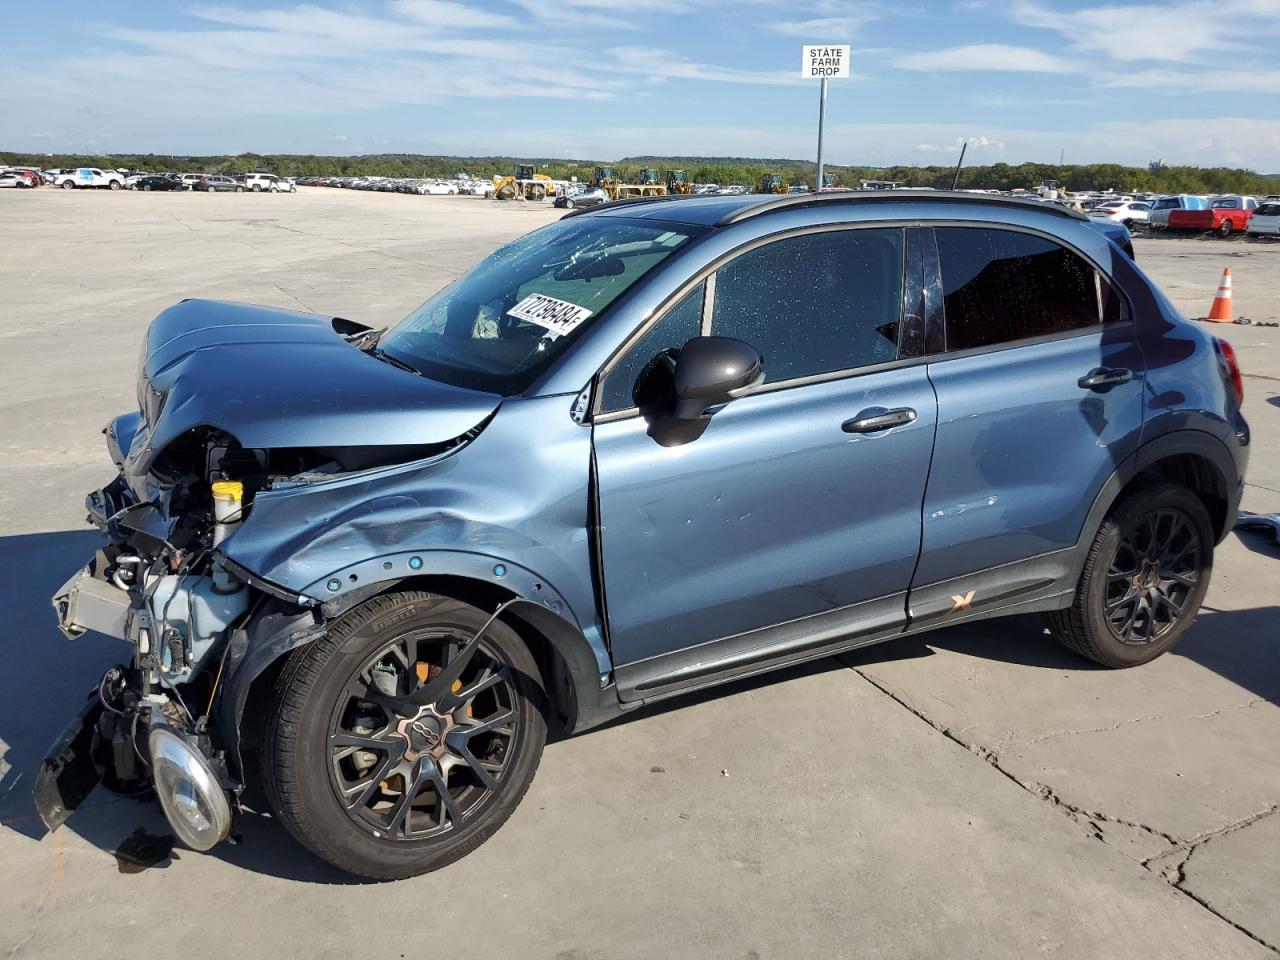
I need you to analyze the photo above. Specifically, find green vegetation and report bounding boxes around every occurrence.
[3,151,1276,195]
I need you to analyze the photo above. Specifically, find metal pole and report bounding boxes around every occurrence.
[815,77,828,192]
[951,140,968,190]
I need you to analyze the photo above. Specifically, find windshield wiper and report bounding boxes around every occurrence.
[367,346,420,375]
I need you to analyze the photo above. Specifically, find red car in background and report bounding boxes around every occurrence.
[1,169,42,187]
[1167,196,1259,236]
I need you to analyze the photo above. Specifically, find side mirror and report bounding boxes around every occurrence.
[672,336,764,420]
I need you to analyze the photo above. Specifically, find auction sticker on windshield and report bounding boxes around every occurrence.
[507,293,593,339]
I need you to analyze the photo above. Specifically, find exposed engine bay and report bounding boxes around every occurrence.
[42,435,279,850]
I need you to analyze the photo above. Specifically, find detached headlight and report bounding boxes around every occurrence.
[148,727,231,851]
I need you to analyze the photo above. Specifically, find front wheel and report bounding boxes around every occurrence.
[1044,483,1213,668]
[1218,221,1234,237]
[263,591,547,880]
[61,180,75,190]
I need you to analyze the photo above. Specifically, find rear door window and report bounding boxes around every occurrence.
[935,227,1108,351]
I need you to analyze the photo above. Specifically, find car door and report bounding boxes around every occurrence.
[591,226,939,699]
[907,225,1145,625]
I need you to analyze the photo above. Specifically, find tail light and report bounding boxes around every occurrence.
[1214,337,1244,405]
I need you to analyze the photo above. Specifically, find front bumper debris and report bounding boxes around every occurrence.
[33,696,104,832]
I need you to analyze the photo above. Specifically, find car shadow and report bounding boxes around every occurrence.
[2,526,1275,884]
[0,529,122,836]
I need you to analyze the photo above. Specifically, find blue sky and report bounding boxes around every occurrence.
[3,0,1279,169]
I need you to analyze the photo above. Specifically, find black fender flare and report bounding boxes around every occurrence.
[1069,428,1239,584]
[216,553,617,783]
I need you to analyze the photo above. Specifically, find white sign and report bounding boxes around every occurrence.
[507,293,593,339]
[802,44,850,79]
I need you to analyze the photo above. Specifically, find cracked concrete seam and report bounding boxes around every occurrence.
[1019,697,1280,746]
[843,663,1280,957]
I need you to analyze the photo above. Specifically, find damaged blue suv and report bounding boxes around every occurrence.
[40,192,1249,879]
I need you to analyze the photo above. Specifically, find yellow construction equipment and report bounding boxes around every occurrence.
[592,166,620,199]
[592,166,667,201]
[665,170,691,195]
[492,163,554,201]
[757,173,786,194]
[617,168,666,199]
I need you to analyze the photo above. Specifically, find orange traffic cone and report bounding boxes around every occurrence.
[1206,268,1233,322]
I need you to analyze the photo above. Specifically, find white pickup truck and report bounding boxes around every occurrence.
[54,167,125,190]
[244,174,295,193]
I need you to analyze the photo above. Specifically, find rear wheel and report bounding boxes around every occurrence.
[1219,220,1234,237]
[1044,483,1212,667]
[263,591,546,880]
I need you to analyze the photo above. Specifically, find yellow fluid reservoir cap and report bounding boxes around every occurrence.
[211,480,244,501]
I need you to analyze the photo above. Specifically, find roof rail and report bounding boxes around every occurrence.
[715,190,1089,226]
[560,192,704,219]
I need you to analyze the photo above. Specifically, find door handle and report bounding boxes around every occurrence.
[1078,367,1133,389]
[842,407,917,433]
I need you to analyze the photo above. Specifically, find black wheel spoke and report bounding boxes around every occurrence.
[1106,592,1135,614]
[385,760,431,837]
[326,620,522,842]
[330,730,395,761]
[342,749,403,810]
[428,764,462,829]
[461,708,517,738]
[451,740,499,790]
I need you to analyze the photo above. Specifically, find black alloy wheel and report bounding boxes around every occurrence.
[1044,483,1213,668]
[1103,508,1202,645]
[263,591,546,879]
[326,626,524,841]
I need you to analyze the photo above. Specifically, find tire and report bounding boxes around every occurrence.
[235,186,244,192]
[564,199,576,209]
[252,185,262,192]
[109,180,121,190]
[1044,482,1213,668]
[143,184,151,191]
[262,591,547,880]
[1218,221,1233,237]
[269,186,279,193]
[61,180,75,190]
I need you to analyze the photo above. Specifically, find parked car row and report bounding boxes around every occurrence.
[0,167,300,193]
[1081,191,1280,238]
[296,175,493,195]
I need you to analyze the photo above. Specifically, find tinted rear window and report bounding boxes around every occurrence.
[936,227,1104,352]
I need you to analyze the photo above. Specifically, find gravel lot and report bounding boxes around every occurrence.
[1,188,1277,959]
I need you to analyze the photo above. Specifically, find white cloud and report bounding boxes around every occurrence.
[770,15,870,38]
[896,43,1080,72]
[1013,0,1280,63]
[390,0,521,29]
[606,46,804,85]
[1098,67,1280,94]
[914,134,1006,153]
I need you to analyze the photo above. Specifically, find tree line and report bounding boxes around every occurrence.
[3,151,1276,195]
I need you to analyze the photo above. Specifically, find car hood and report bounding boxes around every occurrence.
[130,299,501,473]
